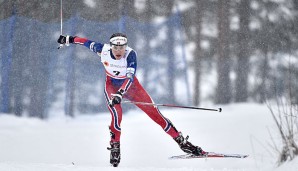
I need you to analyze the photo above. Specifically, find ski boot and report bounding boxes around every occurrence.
[107,141,121,167]
[174,132,206,156]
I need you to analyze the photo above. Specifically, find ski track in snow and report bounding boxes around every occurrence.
[0,103,297,171]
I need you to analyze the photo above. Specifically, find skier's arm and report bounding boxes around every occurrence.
[109,50,137,107]
[118,50,137,94]
[73,37,104,53]
[57,35,104,53]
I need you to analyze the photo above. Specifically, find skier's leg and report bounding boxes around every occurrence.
[125,77,179,138]
[125,77,206,156]
[104,77,123,142]
[104,77,122,166]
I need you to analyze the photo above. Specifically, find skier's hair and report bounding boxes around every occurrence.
[110,33,127,40]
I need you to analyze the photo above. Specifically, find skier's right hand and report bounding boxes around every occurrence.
[57,35,74,46]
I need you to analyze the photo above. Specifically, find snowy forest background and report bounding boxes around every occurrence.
[0,0,298,170]
[0,0,298,119]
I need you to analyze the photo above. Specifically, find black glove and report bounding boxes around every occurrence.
[110,91,123,107]
[57,35,74,45]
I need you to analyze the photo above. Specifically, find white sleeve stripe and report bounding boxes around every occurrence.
[126,67,135,74]
[90,42,95,51]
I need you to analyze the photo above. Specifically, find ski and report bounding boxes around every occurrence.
[169,152,248,159]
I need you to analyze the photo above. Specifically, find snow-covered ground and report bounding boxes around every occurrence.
[0,103,297,171]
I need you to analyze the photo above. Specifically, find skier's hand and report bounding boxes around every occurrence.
[57,35,74,46]
[110,91,123,107]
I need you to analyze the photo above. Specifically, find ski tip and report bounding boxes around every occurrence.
[218,108,222,112]
[242,155,249,158]
[227,154,249,158]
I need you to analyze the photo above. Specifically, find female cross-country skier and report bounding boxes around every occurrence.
[57,33,206,167]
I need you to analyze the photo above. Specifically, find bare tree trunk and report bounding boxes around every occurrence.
[64,15,78,118]
[235,0,250,102]
[140,1,154,88]
[167,24,176,103]
[193,0,204,106]
[165,1,175,104]
[65,57,76,118]
[216,0,232,104]
[259,46,269,103]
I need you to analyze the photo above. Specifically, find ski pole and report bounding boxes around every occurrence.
[122,101,222,112]
[58,0,64,49]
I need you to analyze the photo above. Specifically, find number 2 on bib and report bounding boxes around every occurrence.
[113,71,120,76]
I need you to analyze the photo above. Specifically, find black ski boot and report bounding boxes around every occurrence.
[107,141,121,167]
[174,132,206,156]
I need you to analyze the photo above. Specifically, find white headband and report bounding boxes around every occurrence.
[110,36,127,45]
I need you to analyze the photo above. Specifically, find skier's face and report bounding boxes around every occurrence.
[111,45,126,60]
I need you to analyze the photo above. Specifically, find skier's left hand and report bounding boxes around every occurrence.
[110,91,123,107]
[57,35,74,46]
